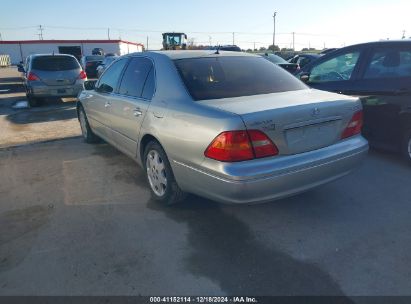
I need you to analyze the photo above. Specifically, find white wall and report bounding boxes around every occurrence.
[0,42,143,64]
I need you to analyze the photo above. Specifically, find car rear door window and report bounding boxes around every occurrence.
[32,56,80,71]
[363,48,411,79]
[309,51,360,83]
[141,67,155,100]
[118,57,153,98]
[96,58,128,93]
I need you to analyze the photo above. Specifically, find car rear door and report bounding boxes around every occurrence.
[107,57,155,157]
[352,43,411,150]
[84,58,129,139]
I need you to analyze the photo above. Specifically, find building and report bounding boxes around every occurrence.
[0,39,144,64]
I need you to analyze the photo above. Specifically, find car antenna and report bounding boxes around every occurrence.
[214,45,221,55]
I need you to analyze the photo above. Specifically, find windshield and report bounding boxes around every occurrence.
[174,56,306,101]
[166,34,182,45]
[32,56,80,71]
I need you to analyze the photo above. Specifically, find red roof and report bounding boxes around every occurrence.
[0,39,144,47]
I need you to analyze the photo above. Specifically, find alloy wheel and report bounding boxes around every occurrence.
[146,150,167,197]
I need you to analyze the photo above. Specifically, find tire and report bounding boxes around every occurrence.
[27,96,40,107]
[78,105,100,144]
[143,141,186,205]
[402,129,411,165]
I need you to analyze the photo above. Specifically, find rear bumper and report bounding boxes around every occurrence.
[27,83,84,98]
[172,136,369,204]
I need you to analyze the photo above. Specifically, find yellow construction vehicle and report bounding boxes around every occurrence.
[162,32,187,50]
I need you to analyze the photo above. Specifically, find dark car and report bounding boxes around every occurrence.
[257,53,300,74]
[80,55,104,78]
[298,40,411,164]
[96,55,118,78]
[92,48,104,56]
[288,53,321,69]
[320,48,338,55]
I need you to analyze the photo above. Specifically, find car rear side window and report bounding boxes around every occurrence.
[141,67,155,100]
[174,56,306,101]
[119,57,153,98]
[32,56,80,71]
[364,48,411,79]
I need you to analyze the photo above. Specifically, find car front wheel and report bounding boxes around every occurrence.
[144,141,186,205]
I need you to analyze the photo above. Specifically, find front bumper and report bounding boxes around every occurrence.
[172,136,369,204]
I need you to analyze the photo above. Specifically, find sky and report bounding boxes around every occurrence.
[0,0,410,51]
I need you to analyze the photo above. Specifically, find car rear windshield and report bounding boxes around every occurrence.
[32,56,80,71]
[174,56,306,101]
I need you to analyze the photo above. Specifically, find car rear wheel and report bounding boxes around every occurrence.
[143,141,186,205]
[78,106,99,143]
[402,129,411,165]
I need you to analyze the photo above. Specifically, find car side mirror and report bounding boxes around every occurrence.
[84,80,97,91]
[300,73,310,83]
[17,64,25,73]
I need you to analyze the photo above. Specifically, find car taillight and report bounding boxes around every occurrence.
[341,110,363,139]
[204,130,278,162]
[27,72,39,81]
[248,130,279,158]
[79,70,87,80]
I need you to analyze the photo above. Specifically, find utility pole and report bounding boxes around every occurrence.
[292,32,295,51]
[254,41,256,51]
[38,25,44,40]
[107,28,110,40]
[209,36,212,46]
[272,12,277,53]
[232,32,235,45]
[146,36,149,51]
[402,30,406,39]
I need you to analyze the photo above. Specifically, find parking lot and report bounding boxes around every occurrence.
[0,66,411,297]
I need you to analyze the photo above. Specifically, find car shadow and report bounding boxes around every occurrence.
[146,195,352,298]
[6,101,78,124]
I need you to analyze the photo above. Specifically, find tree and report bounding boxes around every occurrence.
[246,49,253,53]
[268,44,280,52]
[259,46,267,52]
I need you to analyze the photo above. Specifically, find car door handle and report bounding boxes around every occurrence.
[104,102,111,108]
[133,108,143,117]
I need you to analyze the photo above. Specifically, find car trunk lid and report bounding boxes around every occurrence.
[198,89,361,155]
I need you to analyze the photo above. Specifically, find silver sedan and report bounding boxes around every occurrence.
[77,51,368,205]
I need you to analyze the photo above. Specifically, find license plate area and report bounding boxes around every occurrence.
[285,120,340,153]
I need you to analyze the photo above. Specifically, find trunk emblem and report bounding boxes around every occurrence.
[312,107,320,116]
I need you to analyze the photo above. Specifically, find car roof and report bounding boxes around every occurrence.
[30,53,77,59]
[147,50,254,60]
[344,40,411,48]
